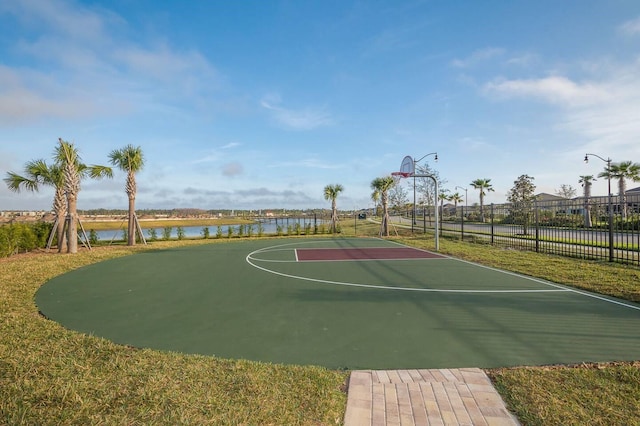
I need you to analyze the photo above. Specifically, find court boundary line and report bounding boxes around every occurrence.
[383,238,640,311]
[246,240,571,294]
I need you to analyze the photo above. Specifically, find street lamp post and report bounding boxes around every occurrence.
[412,152,438,233]
[584,153,614,262]
[455,185,468,241]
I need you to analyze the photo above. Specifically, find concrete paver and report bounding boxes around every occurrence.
[343,368,519,426]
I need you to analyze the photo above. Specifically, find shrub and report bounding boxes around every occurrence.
[31,221,53,247]
[227,226,233,239]
[216,226,223,239]
[276,225,283,236]
[0,225,20,257]
[202,227,210,239]
[148,228,158,241]
[177,226,185,240]
[162,226,172,240]
[89,229,99,245]
[0,222,55,257]
[258,222,264,237]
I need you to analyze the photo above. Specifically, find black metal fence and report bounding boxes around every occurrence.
[425,193,640,266]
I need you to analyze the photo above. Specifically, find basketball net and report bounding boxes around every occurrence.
[391,171,411,186]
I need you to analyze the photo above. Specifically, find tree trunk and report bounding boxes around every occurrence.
[53,188,67,252]
[381,195,389,236]
[128,196,136,246]
[331,199,337,233]
[66,196,78,254]
[619,179,627,219]
[56,214,66,252]
[584,201,592,227]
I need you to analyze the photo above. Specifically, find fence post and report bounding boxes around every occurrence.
[460,205,464,241]
[491,203,495,245]
[423,207,426,234]
[535,201,539,253]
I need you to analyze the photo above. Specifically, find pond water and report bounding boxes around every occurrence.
[89,217,328,242]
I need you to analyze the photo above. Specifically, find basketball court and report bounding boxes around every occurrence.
[36,237,640,370]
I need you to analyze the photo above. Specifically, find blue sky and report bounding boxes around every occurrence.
[1,0,640,211]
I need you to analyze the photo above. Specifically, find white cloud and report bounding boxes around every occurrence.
[506,53,539,67]
[451,47,505,68]
[1,0,116,43]
[0,66,99,124]
[618,16,640,36]
[483,76,612,107]
[0,0,221,125]
[221,142,241,149]
[113,45,219,87]
[481,60,640,164]
[260,96,333,130]
[268,158,342,169]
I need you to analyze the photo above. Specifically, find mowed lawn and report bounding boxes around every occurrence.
[2,230,640,425]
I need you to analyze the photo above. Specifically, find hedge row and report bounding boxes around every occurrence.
[0,222,53,257]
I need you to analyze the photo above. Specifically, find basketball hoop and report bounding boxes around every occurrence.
[391,171,411,185]
[391,171,411,178]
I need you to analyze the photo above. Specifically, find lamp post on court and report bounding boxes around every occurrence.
[412,152,438,233]
[455,185,468,240]
[584,153,614,262]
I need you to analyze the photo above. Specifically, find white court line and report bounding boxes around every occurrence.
[383,238,640,312]
[246,240,569,294]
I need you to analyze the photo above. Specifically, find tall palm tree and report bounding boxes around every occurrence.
[598,161,640,219]
[109,145,145,246]
[449,192,463,218]
[470,178,494,222]
[449,192,463,209]
[4,160,66,251]
[55,139,81,254]
[438,191,450,218]
[371,189,380,217]
[323,184,344,234]
[578,175,596,227]
[371,176,395,237]
[5,141,112,253]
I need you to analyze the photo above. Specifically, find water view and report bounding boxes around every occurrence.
[91,217,328,242]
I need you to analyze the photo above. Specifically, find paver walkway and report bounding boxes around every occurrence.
[343,368,519,425]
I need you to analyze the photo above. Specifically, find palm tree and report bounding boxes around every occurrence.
[438,190,450,218]
[449,192,463,209]
[578,175,596,227]
[56,139,114,253]
[371,176,395,237]
[109,145,145,246]
[598,161,640,219]
[55,139,84,253]
[371,189,380,217]
[4,160,67,251]
[323,184,344,234]
[5,141,112,253]
[449,192,463,218]
[470,178,495,222]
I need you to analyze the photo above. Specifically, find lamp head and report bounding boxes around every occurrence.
[584,154,589,164]
[434,153,438,162]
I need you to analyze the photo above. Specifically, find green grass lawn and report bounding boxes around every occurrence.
[0,240,348,425]
[1,224,639,425]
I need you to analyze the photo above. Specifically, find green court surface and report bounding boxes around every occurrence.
[35,238,640,370]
